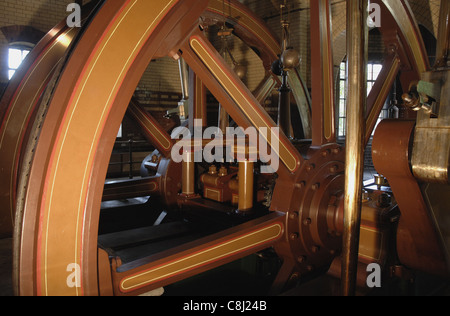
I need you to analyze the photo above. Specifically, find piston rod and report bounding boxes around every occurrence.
[182,150,195,196]
[341,0,368,296]
[238,160,254,212]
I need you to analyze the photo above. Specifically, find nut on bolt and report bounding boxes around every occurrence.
[306,164,315,172]
[332,147,341,155]
[289,212,299,220]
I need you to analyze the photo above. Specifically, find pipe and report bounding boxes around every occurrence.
[238,160,254,212]
[310,0,336,145]
[182,150,195,195]
[278,71,293,139]
[218,45,229,132]
[341,0,368,296]
[179,57,190,101]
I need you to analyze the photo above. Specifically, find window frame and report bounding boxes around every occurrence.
[336,60,386,139]
[8,44,33,80]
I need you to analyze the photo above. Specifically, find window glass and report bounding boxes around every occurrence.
[337,61,384,137]
[8,47,31,80]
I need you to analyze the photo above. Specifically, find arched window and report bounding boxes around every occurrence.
[1,25,44,81]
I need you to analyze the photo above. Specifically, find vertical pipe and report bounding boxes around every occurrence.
[218,106,229,133]
[189,71,207,128]
[342,0,368,296]
[177,57,190,121]
[238,160,254,212]
[310,0,336,146]
[182,150,195,195]
[218,47,229,132]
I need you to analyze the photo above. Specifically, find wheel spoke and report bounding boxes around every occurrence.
[127,99,174,158]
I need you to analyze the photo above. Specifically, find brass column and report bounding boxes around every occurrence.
[182,150,195,195]
[179,57,189,102]
[178,57,189,121]
[342,0,368,296]
[238,160,254,212]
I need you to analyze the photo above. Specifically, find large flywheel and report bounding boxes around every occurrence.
[1,0,448,296]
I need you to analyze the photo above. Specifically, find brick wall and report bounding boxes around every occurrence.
[137,57,182,95]
[0,0,443,104]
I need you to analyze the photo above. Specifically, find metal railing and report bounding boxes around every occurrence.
[109,139,148,179]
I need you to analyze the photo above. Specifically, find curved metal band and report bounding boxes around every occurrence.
[0,24,79,238]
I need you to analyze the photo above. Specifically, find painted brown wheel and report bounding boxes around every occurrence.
[14,0,215,296]
[4,0,306,296]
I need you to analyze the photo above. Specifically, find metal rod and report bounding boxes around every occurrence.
[179,57,190,101]
[218,105,229,133]
[341,0,368,296]
[310,0,335,146]
[218,33,231,134]
[182,150,195,195]
[189,71,207,128]
[278,71,293,139]
[218,47,229,132]
[365,55,401,146]
[128,139,133,179]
